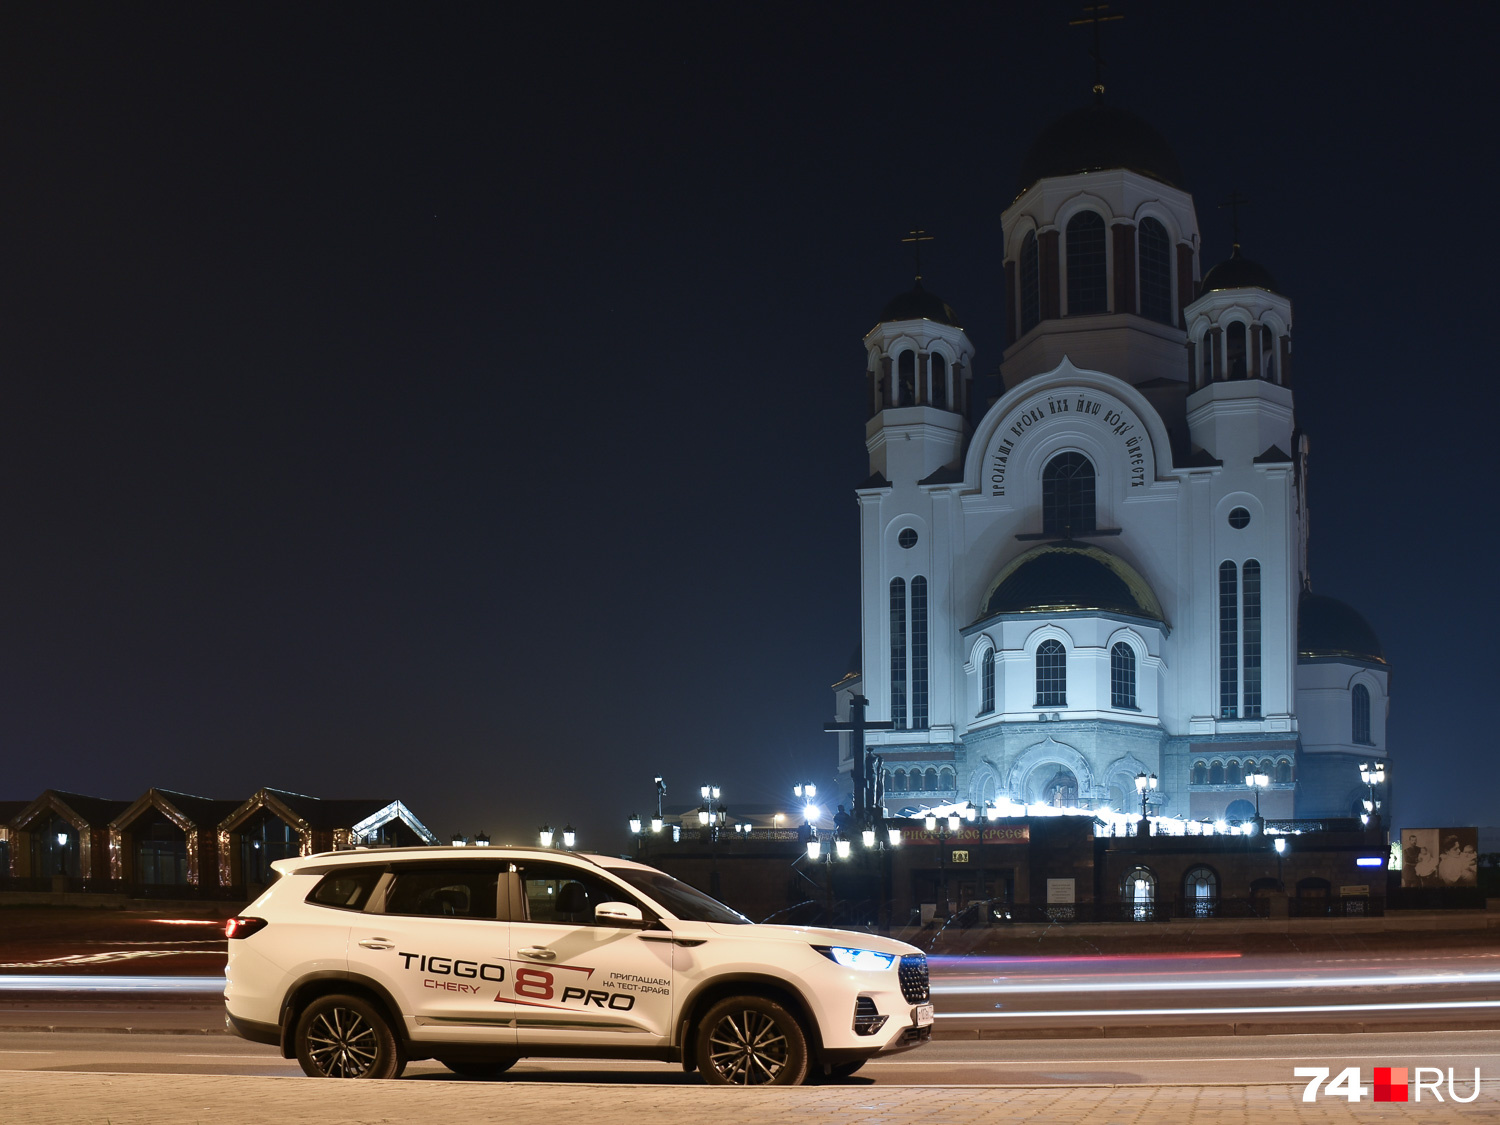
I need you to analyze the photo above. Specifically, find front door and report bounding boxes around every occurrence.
[500,860,674,1050]
[346,860,514,1047]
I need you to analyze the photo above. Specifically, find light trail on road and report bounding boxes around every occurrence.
[0,975,224,992]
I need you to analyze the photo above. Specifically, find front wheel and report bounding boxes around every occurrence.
[694,996,809,1086]
[294,993,405,1079]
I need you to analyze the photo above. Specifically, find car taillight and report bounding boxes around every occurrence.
[225,916,268,939]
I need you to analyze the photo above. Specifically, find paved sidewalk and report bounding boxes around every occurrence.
[2,1071,1496,1125]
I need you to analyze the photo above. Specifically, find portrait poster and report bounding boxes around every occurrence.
[1402,828,1478,888]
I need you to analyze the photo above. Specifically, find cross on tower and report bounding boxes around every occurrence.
[1069,4,1124,101]
[1218,190,1251,248]
[901,227,934,283]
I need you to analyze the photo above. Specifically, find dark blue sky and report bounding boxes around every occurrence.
[0,3,1492,846]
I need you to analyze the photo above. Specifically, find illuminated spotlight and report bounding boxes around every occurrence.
[941,999,1500,1020]
[804,803,820,822]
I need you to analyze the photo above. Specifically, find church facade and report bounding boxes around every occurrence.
[834,102,1390,825]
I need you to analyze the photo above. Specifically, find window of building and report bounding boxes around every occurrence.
[1183,865,1218,918]
[1275,758,1294,783]
[1219,561,1238,718]
[1209,761,1224,785]
[1243,559,1262,719]
[1020,231,1040,334]
[1201,329,1216,382]
[1122,866,1156,921]
[931,353,948,410]
[1042,452,1096,536]
[980,649,995,714]
[1191,761,1208,786]
[889,578,907,730]
[898,528,918,548]
[1227,321,1248,380]
[1228,507,1250,529]
[1261,325,1277,381]
[1066,211,1107,315]
[897,350,915,405]
[1352,683,1372,745]
[1110,642,1137,709]
[893,769,907,792]
[911,576,929,730]
[939,768,955,791]
[1226,760,1243,786]
[1138,217,1172,324]
[924,768,938,791]
[1035,639,1067,707]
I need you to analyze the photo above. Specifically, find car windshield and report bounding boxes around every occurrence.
[607,867,751,924]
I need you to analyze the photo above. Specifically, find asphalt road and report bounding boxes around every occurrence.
[1,1028,1497,1087]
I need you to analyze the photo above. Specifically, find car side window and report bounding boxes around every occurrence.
[306,866,383,911]
[384,865,500,919]
[518,862,644,926]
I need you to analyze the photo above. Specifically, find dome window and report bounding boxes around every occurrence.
[1228,507,1251,529]
[1260,325,1278,382]
[897,351,916,406]
[1352,683,1372,745]
[931,353,948,410]
[1042,453,1096,537]
[1138,217,1173,325]
[1110,642,1137,709]
[1066,211,1108,315]
[1227,322,1248,380]
[980,649,996,715]
[1035,639,1067,708]
[1020,232,1041,334]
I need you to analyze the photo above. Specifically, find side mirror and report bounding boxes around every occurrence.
[595,901,645,926]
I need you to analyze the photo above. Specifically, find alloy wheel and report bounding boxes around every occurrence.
[706,1008,790,1085]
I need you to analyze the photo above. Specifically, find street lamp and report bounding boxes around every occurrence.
[1274,835,1287,889]
[473,832,490,847]
[700,783,721,802]
[538,825,554,848]
[451,833,467,847]
[835,836,852,860]
[1248,769,1270,827]
[861,828,876,847]
[1134,772,1158,832]
[628,814,642,836]
[561,825,576,849]
[1358,762,1386,829]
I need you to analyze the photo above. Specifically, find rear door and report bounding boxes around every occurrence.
[346,860,514,1047]
[498,860,675,1050]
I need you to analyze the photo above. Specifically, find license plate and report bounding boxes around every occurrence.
[913,1004,934,1027]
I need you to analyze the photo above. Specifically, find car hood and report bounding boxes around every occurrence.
[701,922,922,957]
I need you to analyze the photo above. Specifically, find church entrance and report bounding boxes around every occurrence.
[1035,767,1079,808]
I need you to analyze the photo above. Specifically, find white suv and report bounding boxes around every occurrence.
[225,846,932,1085]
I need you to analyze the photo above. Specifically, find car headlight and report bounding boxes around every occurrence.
[814,946,896,971]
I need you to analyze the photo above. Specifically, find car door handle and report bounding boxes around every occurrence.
[357,939,394,950]
[518,946,556,960]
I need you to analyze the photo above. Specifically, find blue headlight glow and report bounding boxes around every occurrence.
[816,946,896,971]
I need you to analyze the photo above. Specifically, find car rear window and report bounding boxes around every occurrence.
[307,866,383,911]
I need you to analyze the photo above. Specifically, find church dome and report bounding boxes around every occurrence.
[978,542,1165,623]
[1298,593,1385,664]
[1016,103,1184,196]
[1200,246,1281,296]
[878,281,962,328]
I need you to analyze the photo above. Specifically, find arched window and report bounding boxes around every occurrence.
[1227,322,1248,380]
[1242,559,1261,718]
[889,578,907,730]
[1260,325,1277,381]
[911,577,929,730]
[881,771,892,794]
[1066,211,1107,315]
[924,768,938,791]
[1219,561,1238,718]
[1226,760,1243,786]
[980,649,995,715]
[1035,639,1066,707]
[894,769,907,792]
[1200,329,1216,382]
[931,353,948,410]
[1209,761,1225,785]
[1138,217,1172,324]
[1183,865,1218,917]
[1352,683,1372,744]
[1020,231,1040,334]
[1259,758,1274,778]
[1191,761,1208,786]
[1275,758,1294,783]
[897,351,916,405]
[1110,642,1137,709]
[1042,452,1096,536]
[1122,866,1156,921]
[939,768,955,792]
[1042,768,1078,808]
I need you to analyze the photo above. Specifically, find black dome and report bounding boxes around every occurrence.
[1299,593,1385,664]
[978,543,1165,623]
[1201,246,1282,296]
[878,281,961,328]
[1017,104,1184,195]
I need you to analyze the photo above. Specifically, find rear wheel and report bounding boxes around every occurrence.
[439,1057,517,1079]
[694,996,809,1086]
[294,993,405,1079]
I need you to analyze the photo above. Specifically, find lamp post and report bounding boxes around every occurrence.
[654,776,667,822]
[1358,762,1386,831]
[628,814,643,855]
[793,782,819,842]
[1274,835,1287,890]
[1248,769,1270,831]
[1134,772,1158,834]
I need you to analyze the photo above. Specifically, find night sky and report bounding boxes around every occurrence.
[2,4,1494,848]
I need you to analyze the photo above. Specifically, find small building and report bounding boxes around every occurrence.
[108,789,243,892]
[7,791,131,887]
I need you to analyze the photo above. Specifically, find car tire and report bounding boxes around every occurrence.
[439,1057,517,1079]
[694,995,809,1086]
[294,993,405,1079]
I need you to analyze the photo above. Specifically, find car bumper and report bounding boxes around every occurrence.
[225,1010,281,1048]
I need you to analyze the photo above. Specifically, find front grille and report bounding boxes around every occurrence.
[852,996,887,1036]
[899,954,929,1003]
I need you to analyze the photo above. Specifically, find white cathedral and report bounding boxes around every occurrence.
[833,100,1390,825]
